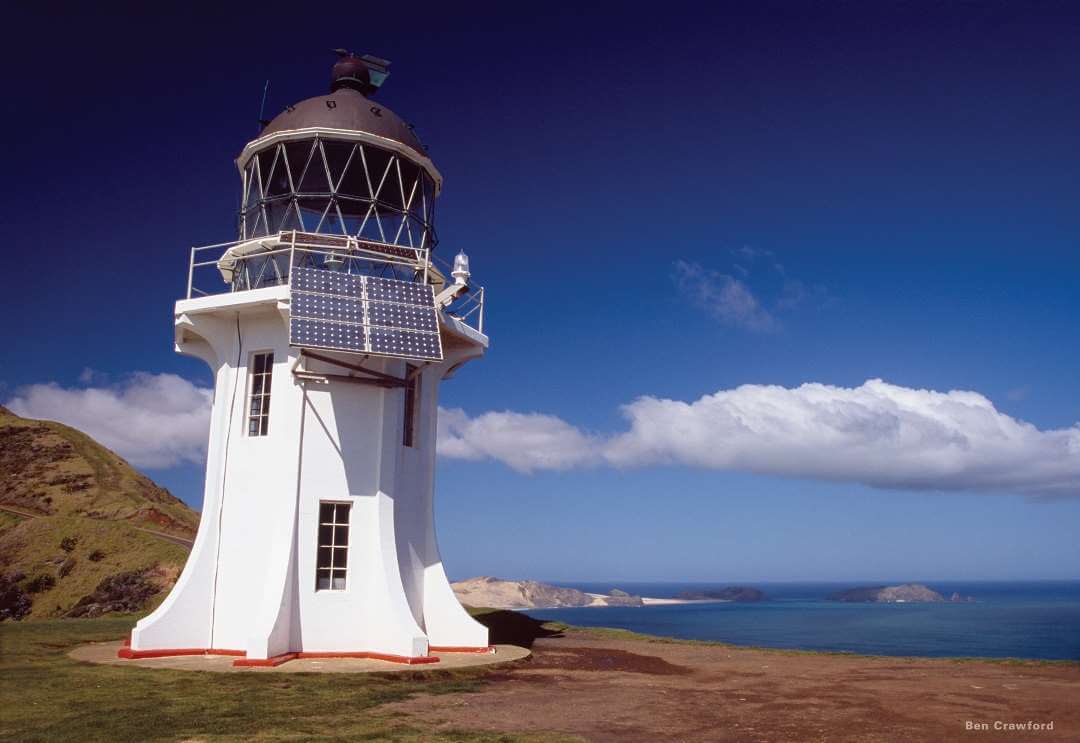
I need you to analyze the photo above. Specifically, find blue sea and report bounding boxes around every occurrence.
[526,581,1080,660]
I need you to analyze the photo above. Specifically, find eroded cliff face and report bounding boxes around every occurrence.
[452,576,642,609]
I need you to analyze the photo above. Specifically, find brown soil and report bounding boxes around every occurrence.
[386,613,1080,742]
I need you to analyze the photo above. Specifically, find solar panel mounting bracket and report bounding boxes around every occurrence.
[293,349,408,389]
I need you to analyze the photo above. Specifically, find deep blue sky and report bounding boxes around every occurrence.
[3,2,1078,581]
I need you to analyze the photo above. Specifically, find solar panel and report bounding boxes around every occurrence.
[290,317,367,353]
[368,327,442,359]
[292,292,364,323]
[367,300,438,332]
[288,266,442,361]
[366,276,433,306]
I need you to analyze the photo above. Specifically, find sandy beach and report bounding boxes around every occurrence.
[586,592,723,607]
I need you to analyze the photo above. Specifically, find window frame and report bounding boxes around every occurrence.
[315,502,351,592]
[403,364,420,448]
[246,351,274,437]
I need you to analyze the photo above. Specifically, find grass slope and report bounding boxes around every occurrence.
[0,407,200,619]
[0,406,198,536]
[0,618,564,742]
[0,515,190,619]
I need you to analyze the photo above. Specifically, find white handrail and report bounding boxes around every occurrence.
[185,231,486,334]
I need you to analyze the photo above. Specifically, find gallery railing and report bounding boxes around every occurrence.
[184,231,485,334]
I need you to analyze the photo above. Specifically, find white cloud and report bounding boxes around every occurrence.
[676,252,832,329]
[11,371,1076,496]
[439,379,1080,496]
[6,373,212,469]
[437,407,599,473]
[673,260,779,332]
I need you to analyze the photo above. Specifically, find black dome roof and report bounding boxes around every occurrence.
[260,88,425,157]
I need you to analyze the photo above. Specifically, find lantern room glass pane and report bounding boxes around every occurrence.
[322,141,354,191]
[298,143,331,193]
[264,147,292,196]
[362,146,394,200]
[285,141,314,186]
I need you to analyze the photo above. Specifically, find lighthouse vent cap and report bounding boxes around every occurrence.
[259,52,424,156]
[331,52,373,94]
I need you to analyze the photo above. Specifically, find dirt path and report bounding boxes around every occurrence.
[0,504,193,548]
[386,613,1079,742]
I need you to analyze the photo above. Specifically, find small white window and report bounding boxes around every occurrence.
[316,502,350,591]
[247,351,273,436]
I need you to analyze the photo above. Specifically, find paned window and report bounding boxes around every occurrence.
[316,503,350,590]
[247,352,273,436]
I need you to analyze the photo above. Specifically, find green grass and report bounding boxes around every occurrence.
[0,617,556,742]
[0,516,191,619]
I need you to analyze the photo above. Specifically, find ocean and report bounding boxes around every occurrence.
[526,581,1080,660]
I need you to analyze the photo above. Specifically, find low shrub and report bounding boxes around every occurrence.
[88,550,105,562]
[67,569,160,618]
[60,536,79,552]
[25,574,56,594]
[0,574,32,621]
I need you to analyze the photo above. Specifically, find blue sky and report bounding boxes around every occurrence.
[3,2,1079,581]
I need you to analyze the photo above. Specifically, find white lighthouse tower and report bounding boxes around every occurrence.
[122,53,490,666]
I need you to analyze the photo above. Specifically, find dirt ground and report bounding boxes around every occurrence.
[387,614,1080,742]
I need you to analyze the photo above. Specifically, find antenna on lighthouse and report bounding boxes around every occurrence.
[256,79,271,132]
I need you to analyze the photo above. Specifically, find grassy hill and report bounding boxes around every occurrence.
[0,406,198,620]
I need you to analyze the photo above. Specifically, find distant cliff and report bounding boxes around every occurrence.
[826,583,971,603]
[452,577,643,609]
[675,586,767,602]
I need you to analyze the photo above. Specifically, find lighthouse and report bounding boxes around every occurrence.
[123,53,490,666]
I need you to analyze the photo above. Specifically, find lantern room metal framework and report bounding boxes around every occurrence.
[238,135,438,250]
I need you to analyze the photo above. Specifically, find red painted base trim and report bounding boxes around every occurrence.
[117,647,245,660]
[296,651,440,665]
[429,645,496,654]
[232,650,441,667]
[117,641,442,667]
[233,653,297,667]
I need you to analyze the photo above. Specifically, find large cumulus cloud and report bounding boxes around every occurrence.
[439,379,1080,496]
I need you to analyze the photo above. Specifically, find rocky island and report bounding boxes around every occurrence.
[675,586,768,602]
[827,583,974,603]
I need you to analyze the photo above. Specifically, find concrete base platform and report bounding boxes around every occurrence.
[70,641,530,673]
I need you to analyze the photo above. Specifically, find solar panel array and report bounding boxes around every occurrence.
[289,266,442,361]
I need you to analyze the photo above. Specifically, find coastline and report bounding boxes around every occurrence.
[585,592,724,607]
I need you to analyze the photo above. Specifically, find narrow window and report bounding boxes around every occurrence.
[247,351,274,436]
[316,502,350,591]
[403,364,420,447]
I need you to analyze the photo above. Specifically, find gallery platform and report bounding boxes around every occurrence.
[70,641,529,673]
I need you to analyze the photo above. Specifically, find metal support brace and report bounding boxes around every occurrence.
[293,349,407,388]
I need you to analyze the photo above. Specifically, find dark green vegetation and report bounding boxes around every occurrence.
[0,407,198,619]
[0,616,570,742]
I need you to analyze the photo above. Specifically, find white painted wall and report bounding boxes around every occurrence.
[130,287,488,659]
